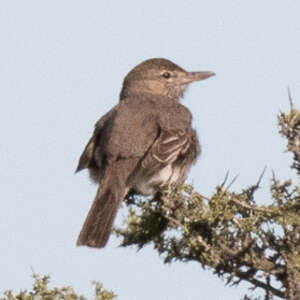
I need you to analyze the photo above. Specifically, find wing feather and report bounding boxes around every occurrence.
[142,128,191,168]
[75,105,119,173]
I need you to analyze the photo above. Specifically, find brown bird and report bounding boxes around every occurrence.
[76,58,215,248]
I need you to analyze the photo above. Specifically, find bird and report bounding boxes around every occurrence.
[76,58,215,248]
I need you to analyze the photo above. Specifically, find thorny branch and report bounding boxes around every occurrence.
[116,101,300,300]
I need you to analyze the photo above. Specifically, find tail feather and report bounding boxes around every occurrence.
[77,174,127,248]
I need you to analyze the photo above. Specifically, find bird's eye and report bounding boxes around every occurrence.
[162,72,171,79]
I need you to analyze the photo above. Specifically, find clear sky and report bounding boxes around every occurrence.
[1,1,300,299]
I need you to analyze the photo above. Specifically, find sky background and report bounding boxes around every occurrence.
[1,1,300,299]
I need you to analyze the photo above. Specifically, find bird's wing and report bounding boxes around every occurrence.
[141,127,192,170]
[76,97,161,173]
[75,105,119,173]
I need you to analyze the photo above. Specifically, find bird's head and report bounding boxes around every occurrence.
[120,58,215,100]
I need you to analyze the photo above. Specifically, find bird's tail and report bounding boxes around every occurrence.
[77,168,127,248]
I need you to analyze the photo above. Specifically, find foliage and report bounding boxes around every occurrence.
[116,101,300,300]
[0,274,117,300]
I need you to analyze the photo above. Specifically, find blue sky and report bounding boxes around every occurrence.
[1,1,300,299]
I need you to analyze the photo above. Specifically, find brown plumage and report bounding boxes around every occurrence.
[76,58,215,248]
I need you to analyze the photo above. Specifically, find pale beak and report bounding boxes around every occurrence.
[184,71,216,83]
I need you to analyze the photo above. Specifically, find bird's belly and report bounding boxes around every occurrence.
[132,165,183,196]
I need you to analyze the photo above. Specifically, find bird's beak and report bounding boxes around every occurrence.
[184,71,215,83]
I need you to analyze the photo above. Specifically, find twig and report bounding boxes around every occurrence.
[287,86,294,111]
[221,170,230,188]
[225,173,239,191]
